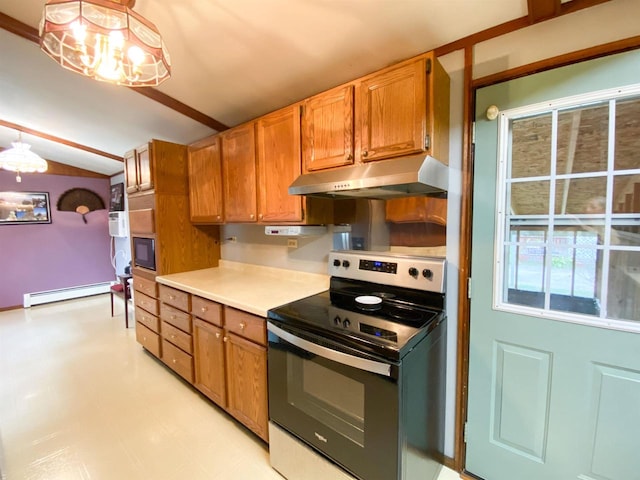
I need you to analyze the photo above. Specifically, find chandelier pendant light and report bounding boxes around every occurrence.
[0,134,48,183]
[39,0,171,87]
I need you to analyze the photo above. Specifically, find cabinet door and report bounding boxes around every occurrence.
[221,123,257,222]
[124,150,139,194]
[358,59,427,162]
[385,196,447,224]
[302,85,354,172]
[193,319,226,407]
[188,136,224,223]
[256,105,303,223]
[137,144,154,192]
[225,332,268,441]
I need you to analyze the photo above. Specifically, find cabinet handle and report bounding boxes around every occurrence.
[215,332,221,339]
[169,295,175,300]
[171,334,176,339]
[362,150,368,158]
[239,322,246,330]
[216,215,221,220]
[171,315,176,320]
[250,214,255,220]
[201,307,207,313]
[223,336,228,343]
[143,336,147,341]
[258,213,263,220]
[172,358,177,364]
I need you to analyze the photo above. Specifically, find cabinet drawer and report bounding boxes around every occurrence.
[135,306,159,333]
[162,339,193,383]
[136,322,161,358]
[159,285,190,312]
[191,296,223,326]
[135,291,159,316]
[162,321,193,354]
[224,307,266,346]
[160,303,192,333]
[134,276,157,298]
[129,208,155,234]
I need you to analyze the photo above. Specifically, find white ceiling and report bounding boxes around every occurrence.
[0,0,533,176]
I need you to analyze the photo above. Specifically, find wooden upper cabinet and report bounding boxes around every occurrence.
[302,85,354,172]
[221,123,258,222]
[137,144,153,191]
[125,140,188,196]
[256,104,303,223]
[358,58,427,162]
[385,196,447,225]
[188,136,224,224]
[124,144,153,194]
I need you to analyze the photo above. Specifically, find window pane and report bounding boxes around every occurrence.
[607,250,640,321]
[614,97,640,171]
[613,174,640,214]
[510,181,550,215]
[511,114,551,178]
[504,232,546,296]
[554,177,607,215]
[557,104,608,175]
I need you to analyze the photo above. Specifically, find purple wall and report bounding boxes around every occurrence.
[0,170,114,309]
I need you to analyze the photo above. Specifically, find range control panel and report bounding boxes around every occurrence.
[328,250,446,293]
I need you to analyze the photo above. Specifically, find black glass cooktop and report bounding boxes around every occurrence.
[267,278,444,360]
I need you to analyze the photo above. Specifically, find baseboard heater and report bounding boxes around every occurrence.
[23,282,112,308]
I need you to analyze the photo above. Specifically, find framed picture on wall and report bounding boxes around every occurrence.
[110,183,124,211]
[0,191,51,225]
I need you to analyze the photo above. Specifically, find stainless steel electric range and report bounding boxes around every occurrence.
[267,250,447,480]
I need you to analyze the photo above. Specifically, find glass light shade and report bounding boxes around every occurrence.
[39,0,171,87]
[0,138,48,183]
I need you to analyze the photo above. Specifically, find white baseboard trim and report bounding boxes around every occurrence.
[23,282,112,308]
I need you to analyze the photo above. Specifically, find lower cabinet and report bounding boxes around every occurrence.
[151,287,269,442]
[193,318,227,407]
[133,275,161,358]
[225,331,268,442]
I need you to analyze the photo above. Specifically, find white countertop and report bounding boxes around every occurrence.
[155,260,330,317]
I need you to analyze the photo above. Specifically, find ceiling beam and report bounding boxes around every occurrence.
[436,0,612,57]
[0,119,124,162]
[0,12,229,132]
[527,0,561,24]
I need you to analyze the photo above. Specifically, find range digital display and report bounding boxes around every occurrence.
[359,259,397,274]
[360,323,398,342]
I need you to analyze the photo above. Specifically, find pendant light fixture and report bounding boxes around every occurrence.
[39,0,171,87]
[0,134,48,183]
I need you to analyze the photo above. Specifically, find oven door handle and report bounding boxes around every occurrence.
[267,323,392,377]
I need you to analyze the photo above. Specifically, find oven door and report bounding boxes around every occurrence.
[267,321,400,480]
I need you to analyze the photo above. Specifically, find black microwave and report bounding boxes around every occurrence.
[133,237,156,271]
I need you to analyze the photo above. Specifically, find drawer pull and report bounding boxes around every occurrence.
[172,358,177,364]
[169,295,175,300]
[215,332,221,339]
[223,336,228,343]
[239,322,246,330]
[143,336,147,341]
[171,315,176,320]
[171,334,176,339]
[201,307,207,313]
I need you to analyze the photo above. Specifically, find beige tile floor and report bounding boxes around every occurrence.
[0,295,460,480]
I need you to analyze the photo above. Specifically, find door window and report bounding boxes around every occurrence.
[495,85,640,329]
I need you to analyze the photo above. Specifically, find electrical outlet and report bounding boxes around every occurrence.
[287,238,298,248]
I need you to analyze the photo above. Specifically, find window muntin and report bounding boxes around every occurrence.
[495,86,640,329]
